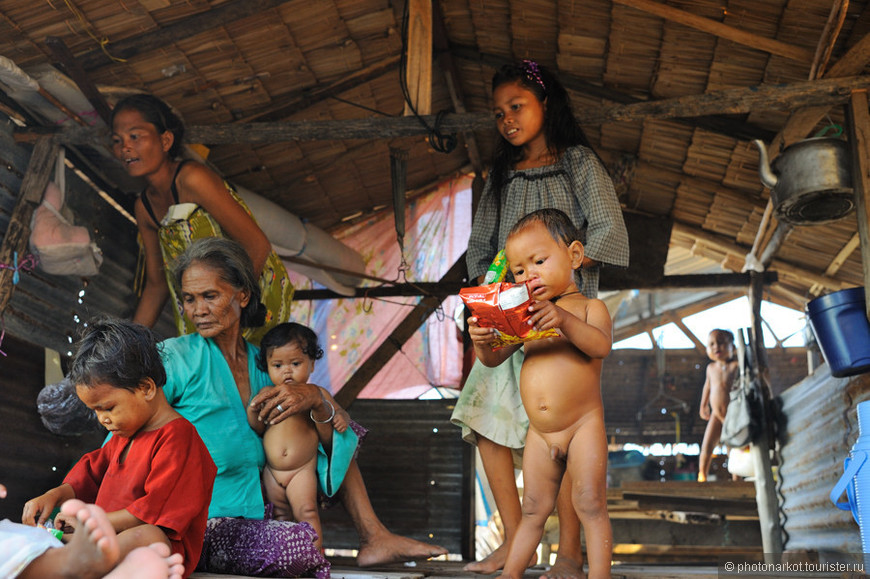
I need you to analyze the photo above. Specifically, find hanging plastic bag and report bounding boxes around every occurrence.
[28,148,103,276]
[720,329,762,447]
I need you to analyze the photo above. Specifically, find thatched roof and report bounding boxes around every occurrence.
[2,0,868,333]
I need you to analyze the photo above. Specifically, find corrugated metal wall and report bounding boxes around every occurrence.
[779,365,870,553]
[320,399,474,559]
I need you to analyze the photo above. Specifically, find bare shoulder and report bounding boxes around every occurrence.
[176,161,226,201]
[560,293,609,319]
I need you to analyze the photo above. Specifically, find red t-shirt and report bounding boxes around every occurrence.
[64,417,216,577]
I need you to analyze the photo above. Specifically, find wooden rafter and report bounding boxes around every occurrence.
[433,3,483,176]
[809,0,849,80]
[771,31,870,151]
[590,76,870,125]
[77,0,295,71]
[612,0,814,63]
[23,75,870,145]
[236,55,402,124]
[614,291,743,343]
[45,36,112,124]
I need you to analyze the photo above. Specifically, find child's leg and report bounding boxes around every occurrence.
[105,543,185,579]
[543,476,586,579]
[698,416,722,482]
[115,523,172,560]
[464,433,528,573]
[500,428,563,579]
[263,466,294,520]
[19,499,120,579]
[566,414,611,579]
[284,458,323,551]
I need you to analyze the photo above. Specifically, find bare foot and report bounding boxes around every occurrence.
[356,530,447,567]
[463,543,537,574]
[464,543,509,574]
[30,500,122,579]
[540,555,586,579]
[106,542,185,579]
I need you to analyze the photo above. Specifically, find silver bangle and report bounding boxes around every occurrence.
[310,397,336,424]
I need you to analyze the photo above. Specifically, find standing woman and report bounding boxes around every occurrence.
[111,94,292,344]
[451,61,629,577]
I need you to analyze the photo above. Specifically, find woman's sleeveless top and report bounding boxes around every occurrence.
[140,160,294,345]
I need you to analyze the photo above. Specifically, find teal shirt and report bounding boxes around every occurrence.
[161,333,270,519]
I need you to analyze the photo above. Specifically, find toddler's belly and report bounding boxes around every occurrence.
[520,353,601,434]
[263,415,319,472]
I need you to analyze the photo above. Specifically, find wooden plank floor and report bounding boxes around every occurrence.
[191,559,851,578]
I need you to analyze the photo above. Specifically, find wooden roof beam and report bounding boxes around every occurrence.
[612,0,814,63]
[614,291,743,343]
[772,31,870,151]
[21,76,870,145]
[77,0,296,71]
[432,3,483,176]
[808,0,848,80]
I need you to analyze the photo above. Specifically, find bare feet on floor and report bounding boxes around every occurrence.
[356,530,447,567]
[462,543,537,574]
[540,555,586,579]
[106,543,185,579]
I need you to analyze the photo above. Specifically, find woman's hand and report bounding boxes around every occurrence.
[249,382,322,425]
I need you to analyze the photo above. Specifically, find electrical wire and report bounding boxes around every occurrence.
[399,0,457,154]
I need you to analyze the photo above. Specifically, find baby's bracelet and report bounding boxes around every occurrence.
[310,396,336,424]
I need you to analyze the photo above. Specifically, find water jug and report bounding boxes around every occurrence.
[830,400,870,562]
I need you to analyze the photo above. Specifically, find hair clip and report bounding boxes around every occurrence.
[522,59,546,93]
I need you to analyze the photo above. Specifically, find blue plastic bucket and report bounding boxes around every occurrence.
[807,287,870,378]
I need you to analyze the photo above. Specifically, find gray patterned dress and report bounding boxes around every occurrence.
[451,145,629,451]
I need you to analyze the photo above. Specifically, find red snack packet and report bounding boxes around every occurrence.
[459,281,559,349]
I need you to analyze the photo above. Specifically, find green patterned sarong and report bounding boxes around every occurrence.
[155,183,294,346]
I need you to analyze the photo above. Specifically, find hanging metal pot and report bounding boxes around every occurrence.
[753,137,854,225]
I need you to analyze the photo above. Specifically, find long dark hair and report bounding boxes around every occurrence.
[489,61,595,199]
[111,93,185,159]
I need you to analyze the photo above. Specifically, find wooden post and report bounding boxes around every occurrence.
[403,0,432,116]
[748,271,783,558]
[846,90,870,318]
[0,138,59,314]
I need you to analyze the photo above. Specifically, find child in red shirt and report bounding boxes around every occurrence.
[22,319,216,579]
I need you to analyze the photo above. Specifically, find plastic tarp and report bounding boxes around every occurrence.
[288,175,472,399]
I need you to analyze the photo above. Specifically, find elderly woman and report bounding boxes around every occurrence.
[161,237,445,576]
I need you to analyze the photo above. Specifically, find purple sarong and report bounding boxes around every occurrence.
[198,517,330,578]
